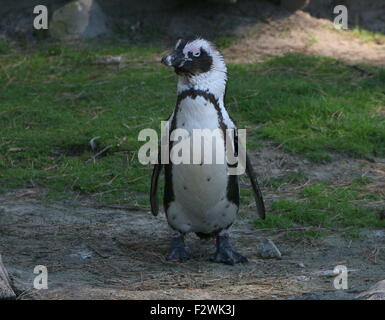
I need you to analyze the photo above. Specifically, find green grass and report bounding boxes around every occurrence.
[351,27,385,45]
[1,40,384,219]
[254,183,385,236]
[0,38,12,54]
[262,171,307,190]
[0,42,167,205]
[229,55,385,160]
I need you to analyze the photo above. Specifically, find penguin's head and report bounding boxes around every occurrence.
[161,36,225,77]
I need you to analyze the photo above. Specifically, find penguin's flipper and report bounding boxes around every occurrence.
[151,113,173,216]
[245,152,266,219]
[150,160,163,216]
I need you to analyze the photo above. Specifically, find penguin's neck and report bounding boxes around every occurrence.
[176,58,227,103]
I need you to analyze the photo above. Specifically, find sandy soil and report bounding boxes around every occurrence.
[1,148,384,300]
[224,11,385,66]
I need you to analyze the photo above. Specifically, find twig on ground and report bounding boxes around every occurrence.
[86,145,111,163]
[349,65,375,76]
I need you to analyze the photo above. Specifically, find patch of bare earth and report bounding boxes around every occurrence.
[224,11,385,66]
[0,148,384,300]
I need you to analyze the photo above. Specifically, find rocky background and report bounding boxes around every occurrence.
[0,0,384,42]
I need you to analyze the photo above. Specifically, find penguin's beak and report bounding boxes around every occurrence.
[161,51,184,67]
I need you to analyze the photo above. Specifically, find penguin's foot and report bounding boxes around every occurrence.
[165,234,190,262]
[211,234,248,265]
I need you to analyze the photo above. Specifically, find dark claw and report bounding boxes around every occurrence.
[165,234,190,262]
[211,234,248,265]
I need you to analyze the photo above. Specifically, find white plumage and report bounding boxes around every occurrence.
[167,94,238,234]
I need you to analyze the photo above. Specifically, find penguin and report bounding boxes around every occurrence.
[151,36,265,265]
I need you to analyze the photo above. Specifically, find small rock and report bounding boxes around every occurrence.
[357,280,385,300]
[257,239,282,259]
[70,251,92,260]
[296,275,311,281]
[50,0,108,41]
[79,251,92,259]
[298,262,305,268]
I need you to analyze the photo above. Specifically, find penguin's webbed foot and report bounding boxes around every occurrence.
[165,234,190,262]
[211,234,248,265]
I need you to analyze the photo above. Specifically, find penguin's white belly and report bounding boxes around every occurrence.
[169,163,237,234]
[167,96,238,234]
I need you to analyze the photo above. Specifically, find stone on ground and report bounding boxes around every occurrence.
[257,239,282,259]
[50,0,108,40]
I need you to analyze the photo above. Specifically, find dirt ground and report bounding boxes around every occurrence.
[1,147,384,300]
[224,11,385,66]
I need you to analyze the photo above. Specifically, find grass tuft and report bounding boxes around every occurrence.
[254,184,385,235]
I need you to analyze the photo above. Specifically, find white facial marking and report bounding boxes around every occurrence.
[183,40,205,58]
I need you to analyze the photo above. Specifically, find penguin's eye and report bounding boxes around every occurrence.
[192,51,200,57]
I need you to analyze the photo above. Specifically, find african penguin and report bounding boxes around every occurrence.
[151,36,265,265]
